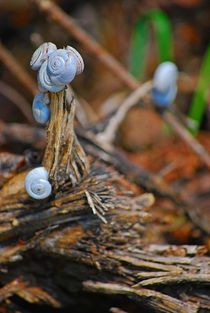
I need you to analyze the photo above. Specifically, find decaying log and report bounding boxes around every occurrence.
[0,121,210,313]
[0,194,209,313]
[0,74,210,313]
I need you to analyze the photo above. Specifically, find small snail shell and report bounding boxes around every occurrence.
[32,92,50,124]
[153,62,178,93]
[47,49,77,85]
[25,167,52,200]
[66,46,84,75]
[30,42,57,71]
[151,85,177,107]
[152,62,178,107]
[38,60,65,93]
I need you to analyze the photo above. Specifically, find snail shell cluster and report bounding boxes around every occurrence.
[152,62,178,107]
[30,42,84,124]
[31,42,84,92]
[25,167,52,200]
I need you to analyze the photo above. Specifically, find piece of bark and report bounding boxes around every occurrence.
[1,209,209,313]
[0,161,209,313]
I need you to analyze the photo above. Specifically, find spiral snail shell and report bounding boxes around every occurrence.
[47,49,77,85]
[66,46,84,75]
[25,167,52,200]
[38,60,65,93]
[32,92,50,124]
[31,43,84,93]
[30,42,57,71]
[152,62,178,107]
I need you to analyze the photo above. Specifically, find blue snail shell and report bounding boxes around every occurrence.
[66,46,84,75]
[152,62,178,107]
[30,42,57,71]
[38,60,65,92]
[25,167,52,200]
[32,43,84,92]
[151,85,177,107]
[47,49,77,85]
[32,92,50,124]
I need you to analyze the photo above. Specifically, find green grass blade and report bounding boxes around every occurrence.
[188,44,210,135]
[129,9,173,79]
[148,10,173,62]
[129,16,149,79]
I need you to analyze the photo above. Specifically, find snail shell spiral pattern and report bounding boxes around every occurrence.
[25,167,52,200]
[30,42,57,71]
[47,49,77,85]
[38,60,65,92]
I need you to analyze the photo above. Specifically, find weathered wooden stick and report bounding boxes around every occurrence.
[0,81,34,123]
[164,111,210,169]
[83,281,199,313]
[0,42,37,96]
[43,88,89,190]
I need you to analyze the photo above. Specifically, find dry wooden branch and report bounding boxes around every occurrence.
[0,120,45,148]
[96,81,152,147]
[0,42,37,96]
[164,111,210,169]
[83,281,199,313]
[43,88,89,190]
[0,81,34,124]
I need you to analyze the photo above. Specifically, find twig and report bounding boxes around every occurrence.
[83,281,199,313]
[0,81,34,124]
[96,81,152,147]
[0,120,45,148]
[135,274,210,287]
[0,42,37,96]
[33,0,139,90]
[145,244,207,256]
[96,81,210,171]
[164,111,210,169]
[43,87,89,190]
[0,278,26,302]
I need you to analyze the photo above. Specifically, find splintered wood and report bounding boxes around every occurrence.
[43,89,89,190]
